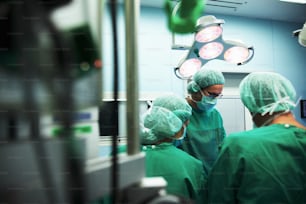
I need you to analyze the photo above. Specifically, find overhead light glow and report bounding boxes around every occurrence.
[175,58,202,79]
[224,46,250,64]
[279,0,306,4]
[195,26,223,43]
[199,42,224,60]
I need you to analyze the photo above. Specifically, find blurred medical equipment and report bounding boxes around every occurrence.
[301,100,306,118]
[0,0,182,203]
[174,15,255,79]
[165,0,205,34]
[293,22,306,47]
[0,0,103,202]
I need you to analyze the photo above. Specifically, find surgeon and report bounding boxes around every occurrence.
[181,67,226,174]
[141,94,205,202]
[206,71,306,203]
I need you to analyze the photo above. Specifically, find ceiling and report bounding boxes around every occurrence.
[140,0,306,24]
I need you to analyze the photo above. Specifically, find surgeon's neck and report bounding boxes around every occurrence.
[271,112,306,130]
[155,138,173,145]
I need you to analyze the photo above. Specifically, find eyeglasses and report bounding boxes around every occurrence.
[206,91,223,99]
[201,89,223,99]
[191,90,223,102]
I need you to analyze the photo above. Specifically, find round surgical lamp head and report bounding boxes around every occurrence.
[174,58,202,79]
[223,39,255,65]
[199,42,224,59]
[195,15,225,43]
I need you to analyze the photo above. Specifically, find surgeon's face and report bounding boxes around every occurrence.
[191,84,224,102]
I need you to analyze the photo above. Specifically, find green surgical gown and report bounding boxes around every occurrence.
[206,124,306,204]
[182,108,226,174]
[143,143,206,201]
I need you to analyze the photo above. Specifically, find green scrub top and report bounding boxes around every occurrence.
[182,108,226,174]
[143,143,206,201]
[206,124,306,204]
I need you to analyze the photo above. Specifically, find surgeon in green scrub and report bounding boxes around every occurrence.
[141,94,206,202]
[206,72,306,203]
[182,67,226,174]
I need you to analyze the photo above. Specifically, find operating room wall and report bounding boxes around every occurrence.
[102,5,306,134]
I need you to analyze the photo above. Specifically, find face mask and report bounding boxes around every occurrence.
[195,95,217,112]
[173,124,187,147]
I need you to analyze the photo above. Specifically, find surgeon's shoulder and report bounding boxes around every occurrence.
[223,129,248,142]
[212,108,222,115]
[209,108,223,120]
[229,125,277,138]
[222,128,265,149]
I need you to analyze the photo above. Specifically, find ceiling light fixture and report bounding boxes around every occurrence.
[174,15,254,79]
[279,0,306,4]
[293,22,306,47]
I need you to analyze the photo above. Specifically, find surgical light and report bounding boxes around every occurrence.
[195,26,223,42]
[293,22,306,47]
[199,42,224,59]
[178,58,202,78]
[174,15,254,79]
[299,27,306,47]
[279,0,306,4]
[292,22,306,47]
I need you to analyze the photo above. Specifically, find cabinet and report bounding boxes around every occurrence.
[216,97,252,135]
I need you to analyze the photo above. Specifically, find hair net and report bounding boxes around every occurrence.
[153,94,192,123]
[140,94,192,144]
[187,67,225,93]
[239,72,297,115]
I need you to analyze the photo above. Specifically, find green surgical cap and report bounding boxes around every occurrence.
[141,94,192,144]
[153,94,192,123]
[187,68,225,93]
[239,72,297,115]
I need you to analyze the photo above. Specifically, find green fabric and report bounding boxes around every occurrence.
[141,94,192,145]
[141,106,182,144]
[143,143,206,201]
[182,108,226,174]
[206,124,306,204]
[164,0,205,34]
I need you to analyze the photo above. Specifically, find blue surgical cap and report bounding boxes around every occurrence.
[239,72,297,115]
[187,67,225,93]
[141,94,192,144]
